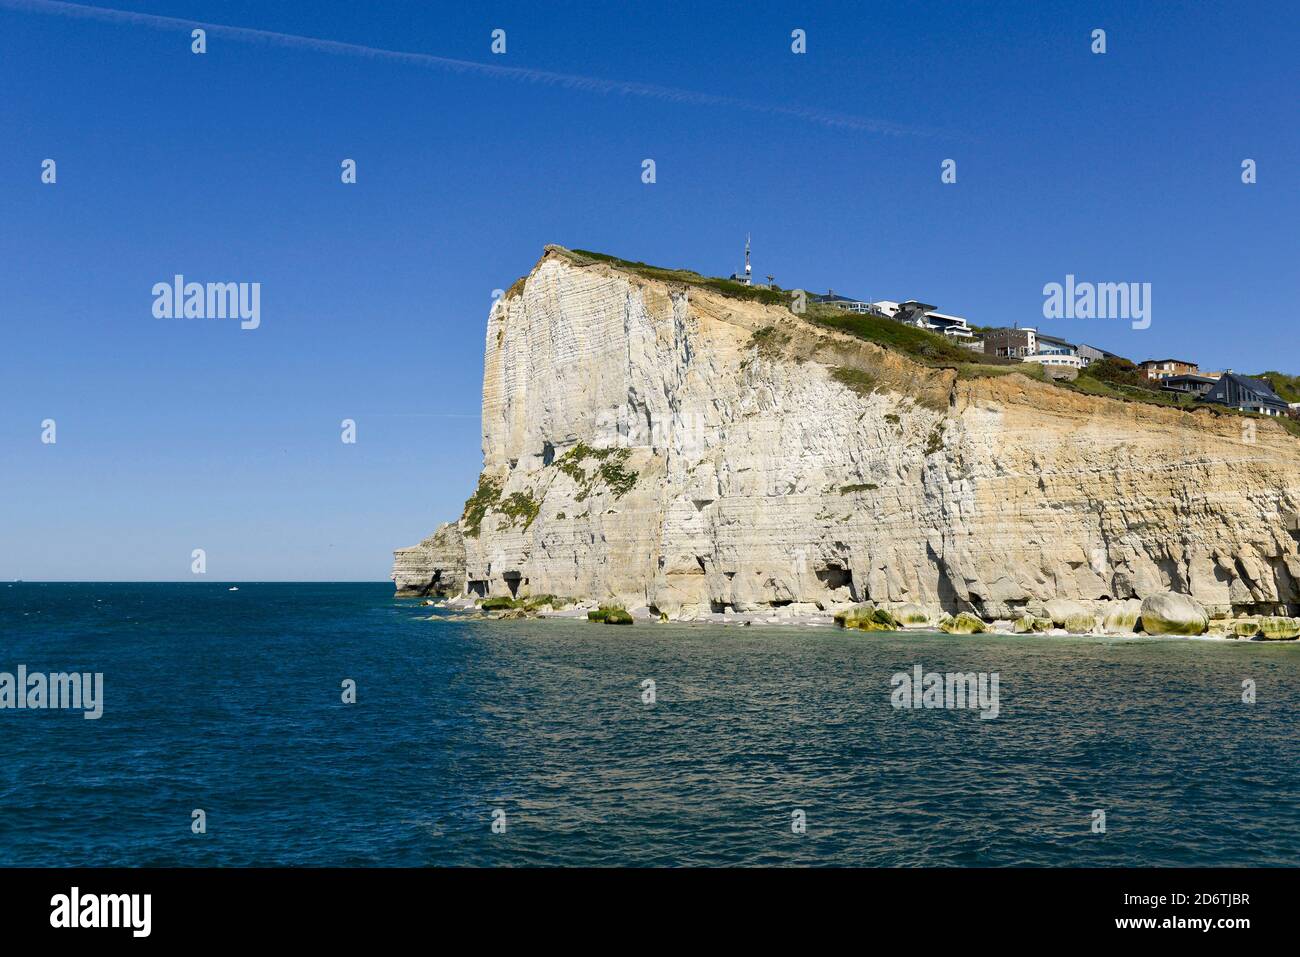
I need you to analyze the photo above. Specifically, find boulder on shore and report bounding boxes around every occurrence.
[833,602,875,628]
[1044,598,1097,634]
[1138,593,1209,636]
[856,608,901,632]
[1257,616,1300,640]
[1102,599,1142,635]
[940,612,987,634]
[892,603,933,626]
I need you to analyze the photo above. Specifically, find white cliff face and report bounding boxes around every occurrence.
[399,247,1300,620]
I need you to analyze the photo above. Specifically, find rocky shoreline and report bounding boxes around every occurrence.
[409,591,1300,641]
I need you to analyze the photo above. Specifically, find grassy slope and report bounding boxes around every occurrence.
[1255,371,1300,403]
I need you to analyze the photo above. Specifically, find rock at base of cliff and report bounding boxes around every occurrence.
[892,602,935,626]
[941,612,987,634]
[1257,616,1300,640]
[1138,593,1210,636]
[1044,598,1098,634]
[589,605,633,624]
[836,605,900,632]
[1011,614,1052,634]
[833,603,875,628]
[1102,599,1142,635]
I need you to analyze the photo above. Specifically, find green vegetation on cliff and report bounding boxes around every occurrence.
[462,477,541,537]
[461,475,503,538]
[554,442,638,500]
[497,490,541,531]
[806,305,1019,370]
[830,366,877,396]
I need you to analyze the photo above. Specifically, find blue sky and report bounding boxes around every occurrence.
[1,0,1296,581]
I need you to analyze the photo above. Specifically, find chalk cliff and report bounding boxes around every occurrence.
[393,247,1300,620]
[391,522,465,598]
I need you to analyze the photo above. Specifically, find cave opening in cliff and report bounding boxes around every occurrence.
[468,580,488,598]
[816,565,852,593]
[503,571,522,597]
[542,441,555,466]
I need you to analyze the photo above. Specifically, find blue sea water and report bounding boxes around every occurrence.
[1,582,1297,867]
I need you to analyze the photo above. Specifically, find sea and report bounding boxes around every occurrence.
[2,582,1296,866]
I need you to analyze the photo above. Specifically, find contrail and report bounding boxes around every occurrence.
[3,0,945,136]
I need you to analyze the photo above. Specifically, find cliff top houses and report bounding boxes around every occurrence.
[972,328,1290,416]
[809,292,976,339]
[730,240,1290,419]
[825,303,1288,417]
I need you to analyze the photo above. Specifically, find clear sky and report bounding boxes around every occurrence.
[1,0,1296,581]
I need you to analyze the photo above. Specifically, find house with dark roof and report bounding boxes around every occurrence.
[809,291,883,314]
[1160,373,1218,398]
[1198,372,1289,416]
[1077,343,1122,366]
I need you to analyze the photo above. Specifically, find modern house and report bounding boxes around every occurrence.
[982,327,1038,359]
[866,298,973,338]
[887,300,938,324]
[1198,372,1289,416]
[920,310,975,339]
[1035,334,1079,358]
[1160,373,1218,397]
[809,291,883,314]
[1140,358,1198,381]
[1076,343,1122,368]
[1022,353,1084,370]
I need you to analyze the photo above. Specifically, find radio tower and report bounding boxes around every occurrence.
[744,233,752,285]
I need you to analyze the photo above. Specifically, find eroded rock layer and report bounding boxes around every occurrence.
[392,522,465,598]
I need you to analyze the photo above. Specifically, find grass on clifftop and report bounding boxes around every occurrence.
[564,249,789,306]
[805,305,1011,368]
